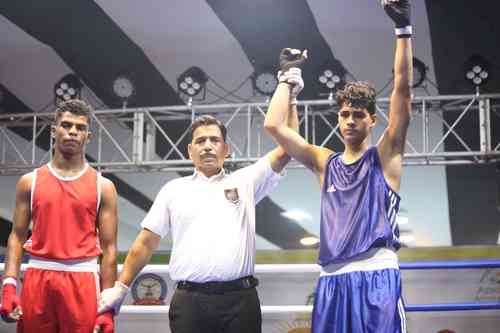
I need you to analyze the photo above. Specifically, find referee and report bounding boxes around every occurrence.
[96,111,299,333]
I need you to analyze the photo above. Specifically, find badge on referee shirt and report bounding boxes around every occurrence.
[224,188,240,204]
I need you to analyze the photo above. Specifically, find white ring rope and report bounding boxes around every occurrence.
[120,305,312,315]
[3,262,500,314]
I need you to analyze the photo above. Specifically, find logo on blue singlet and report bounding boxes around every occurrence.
[326,184,336,192]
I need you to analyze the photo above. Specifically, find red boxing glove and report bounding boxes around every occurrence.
[1,282,22,323]
[93,311,115,333]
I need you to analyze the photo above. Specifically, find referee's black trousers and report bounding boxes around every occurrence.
[168,287,262,333]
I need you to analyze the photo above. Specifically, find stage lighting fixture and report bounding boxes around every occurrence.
[316,64,346,95]
[54,74,83,104]
[177,66,208,98]
[464,55,490,87]
[412,57,428,88]
[252,68,278,96]
[112,76,135,100]
[300,236,319,247]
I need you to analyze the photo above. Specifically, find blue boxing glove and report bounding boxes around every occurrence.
[279,48,307,73]
[278,48,308,105]
[382,0,412,38]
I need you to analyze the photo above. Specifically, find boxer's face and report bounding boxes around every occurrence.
[51,111,90,155]
[188,124,229,177]
[338,104,376,146]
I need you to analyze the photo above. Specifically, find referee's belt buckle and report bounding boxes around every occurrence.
[177,276,258,294]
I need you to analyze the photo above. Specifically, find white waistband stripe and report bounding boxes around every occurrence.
[320,248,399,276]
[27,256,99,272]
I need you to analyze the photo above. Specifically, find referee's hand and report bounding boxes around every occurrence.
[98,281,129,315]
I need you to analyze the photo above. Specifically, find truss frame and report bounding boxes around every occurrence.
[0,93,499,174]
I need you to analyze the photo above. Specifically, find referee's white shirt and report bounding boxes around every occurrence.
[141,154,283,283]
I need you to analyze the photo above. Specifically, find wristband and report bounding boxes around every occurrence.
[2,277,16,287]
[395,26,412,38]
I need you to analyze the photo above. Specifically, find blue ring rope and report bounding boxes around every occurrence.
[399,260,500,311]
[400,260,500,270]
[406,302,500,312]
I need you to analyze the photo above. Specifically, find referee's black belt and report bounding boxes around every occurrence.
[176,276,258,294]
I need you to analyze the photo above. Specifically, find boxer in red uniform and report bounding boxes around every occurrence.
[1,100,117,333]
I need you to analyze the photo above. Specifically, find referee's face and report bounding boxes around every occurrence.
[188,124,229,177]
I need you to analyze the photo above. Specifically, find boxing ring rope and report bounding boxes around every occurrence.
[120,303,500,315]
[2,260,500,314]
[117,260,500,314]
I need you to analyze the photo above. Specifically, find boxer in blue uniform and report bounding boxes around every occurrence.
[265,1,413,331]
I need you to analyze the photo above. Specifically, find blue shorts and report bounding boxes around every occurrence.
[312,268,406,333]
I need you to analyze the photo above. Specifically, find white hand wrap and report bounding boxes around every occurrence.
[98,281,129,315]
[278,67,304,105]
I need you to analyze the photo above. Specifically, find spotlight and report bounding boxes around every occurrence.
[281,209,313,222]
[112,76,135,100]
[177,66,208,99]
[464,55,490,87]
[300,236,319,247]
[252,68,278,96]
[316,63,346,95]
[54,74,82,104]
[412,57,428,88]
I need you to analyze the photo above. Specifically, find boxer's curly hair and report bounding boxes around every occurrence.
[190,115,227,142]
[336,81,377,115]
[54,99,93,125]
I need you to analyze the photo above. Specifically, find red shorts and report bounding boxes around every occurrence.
[18,267,99,333]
